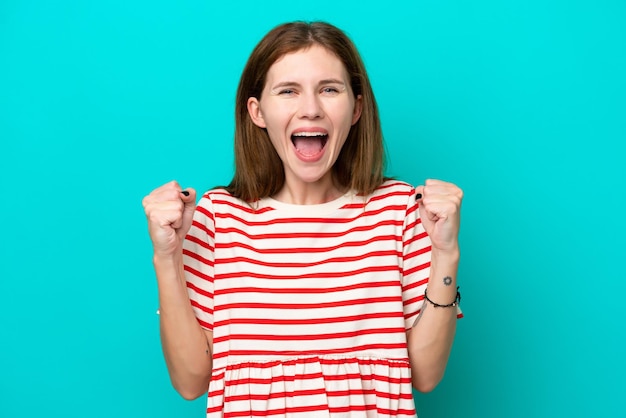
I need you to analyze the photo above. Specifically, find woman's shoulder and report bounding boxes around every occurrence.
[370,178,416,197]
[197,188,255,212]
[199,187,232,201]
[357,179,418,210]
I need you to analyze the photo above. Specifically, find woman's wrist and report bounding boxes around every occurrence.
[153,250,183,267]
[153,253,186,284]
[427,247,460,295]
[431,246,460,267]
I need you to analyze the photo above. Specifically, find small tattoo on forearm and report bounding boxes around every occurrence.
[443,276,453,286]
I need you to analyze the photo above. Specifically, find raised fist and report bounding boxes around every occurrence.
[142,181,197,257]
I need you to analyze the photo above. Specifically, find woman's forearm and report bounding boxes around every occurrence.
[406,249,459,392]
[154,255,213,400]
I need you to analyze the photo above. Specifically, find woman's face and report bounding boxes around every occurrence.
[248,45,362,191]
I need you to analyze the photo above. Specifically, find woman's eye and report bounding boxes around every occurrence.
[322,87,339,94]
[279,89,295,95]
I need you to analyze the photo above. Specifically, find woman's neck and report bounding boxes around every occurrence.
[272,176,346,205]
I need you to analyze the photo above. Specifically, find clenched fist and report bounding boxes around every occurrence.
[142,181,197,258]
[415,179,463,254]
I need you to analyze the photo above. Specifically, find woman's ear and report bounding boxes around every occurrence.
[351,94,363,125]
[247,97,266,128]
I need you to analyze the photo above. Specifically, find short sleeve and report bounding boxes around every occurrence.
[401,188,431,330]
[182,193,216,331]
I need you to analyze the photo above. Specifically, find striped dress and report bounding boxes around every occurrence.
[183,180,456,417]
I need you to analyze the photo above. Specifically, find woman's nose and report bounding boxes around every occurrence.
[297,93,324,119]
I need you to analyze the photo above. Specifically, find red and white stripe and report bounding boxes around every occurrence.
[182,180,459,417]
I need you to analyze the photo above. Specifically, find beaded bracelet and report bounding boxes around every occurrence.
[424,286,461,308]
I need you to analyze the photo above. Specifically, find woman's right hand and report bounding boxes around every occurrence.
[142,181,197,258]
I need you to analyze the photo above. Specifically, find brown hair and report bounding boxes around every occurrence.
[226,21,386,202]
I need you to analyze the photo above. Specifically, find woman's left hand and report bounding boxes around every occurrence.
[416,179,463,254]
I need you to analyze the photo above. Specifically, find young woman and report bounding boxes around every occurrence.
[143,21,463,418]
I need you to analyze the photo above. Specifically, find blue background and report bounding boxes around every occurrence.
[1,1,624,417]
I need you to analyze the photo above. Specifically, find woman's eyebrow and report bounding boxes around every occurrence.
[319,78,346,85]
[272,81,300,88]
[272,79,346,87]
[269,81,300,93]
[269,79,347,92]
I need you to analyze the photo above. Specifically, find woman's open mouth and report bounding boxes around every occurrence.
[291,131,329,158]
